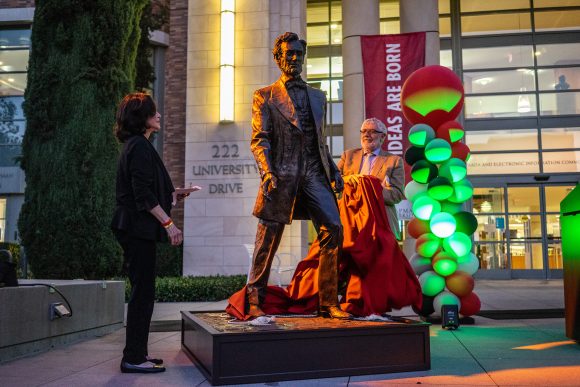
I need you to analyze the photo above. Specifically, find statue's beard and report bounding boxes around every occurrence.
[281,61,302,77]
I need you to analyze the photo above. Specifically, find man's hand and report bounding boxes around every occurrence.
[332,171,344,193]
[262,172,278,200]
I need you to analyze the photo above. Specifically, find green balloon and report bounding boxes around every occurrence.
[427,177,453,201]
[405,180,428,201]
[409,124,435,147]
[439,158,467,183]
[412,194,441,221]
[415,233,441,258]
[432,251,458,277]
[443,232,472,258]
[454,211,478,235]
[425,138,452,164]
[419,271,446,297]
[430,212,457,238]
[448,179,474,203]
[441,200,464,214]
[411,160,438,184]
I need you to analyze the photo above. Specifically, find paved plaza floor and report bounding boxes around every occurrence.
[1,279,579,386]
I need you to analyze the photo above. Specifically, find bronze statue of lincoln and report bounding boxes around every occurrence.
[247,32,351,319]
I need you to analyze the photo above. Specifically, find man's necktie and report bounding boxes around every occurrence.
[361,153,374,175]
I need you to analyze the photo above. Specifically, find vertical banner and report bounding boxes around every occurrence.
[361,32,426,181]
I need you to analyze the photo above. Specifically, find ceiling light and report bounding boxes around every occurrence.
[474,77,492,86]
[330,24,337,29]
[333,38,341,43]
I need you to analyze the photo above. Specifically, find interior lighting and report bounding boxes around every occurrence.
[474,77,492,86]
[480,200,492,212]
[220,0,235,122]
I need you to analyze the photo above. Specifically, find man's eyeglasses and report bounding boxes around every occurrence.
[360,129,382,136]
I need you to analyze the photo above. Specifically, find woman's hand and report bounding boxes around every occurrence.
[165,223,183,245]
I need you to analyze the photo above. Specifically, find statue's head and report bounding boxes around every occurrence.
[272,32,307,77]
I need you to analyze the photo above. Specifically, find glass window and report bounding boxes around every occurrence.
[508,214,543,238]
[476,243,507,269]
[307,1,341,23]
[465,94,537,119]
[438,0,450,14]
[546,214,562,238]
[0,197,6,242]
[468,152,540,174]
[534,10,580,32]
[466,129,538,152]
[464,69,535,94]
[548,242,563,269]
[461,0,530,12]
[542,151,580,173]
[473,187,505,213]
[307,56,342,78]
[0,73,26,96]
[539,92,580,115]
[461,13,531,36]
[463,46,534,70]
[535,43,580,66]
[440,49,452,69]
[545,185,576,212]
[534,0,580,7]
[0,96,24,120]
[538,68,580,91]
[379,20,400,35]
[541,127,580,149]
[379,0,400,18]
[309,79,343,101]
[0,29,31,49]
[0,120,25,145]
[0,50,29,72]
[306,25,330,46]
[326,101,343,124]
[439,17,451,37]
[475,215,506,241]
[510,242,544,269]
[507,187,540,212]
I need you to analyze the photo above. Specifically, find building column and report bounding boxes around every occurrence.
[342,0,380,151]
[399,0,439,65]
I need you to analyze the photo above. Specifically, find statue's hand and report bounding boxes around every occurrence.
[262,173,278,200]
[332,171,344,193]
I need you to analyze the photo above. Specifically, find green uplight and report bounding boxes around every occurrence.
[439,158,467,183]
[405,181,428,201]
[416,233,441,257]
[404,87,463,116]
[448,179,474,203]
[425,139,452,164]
[409,124,435,147]
[412,195,441,220]
[443,232,472,258]
[432,251,458,277]
[428,177,453,201]
[411,160,437,184]
[419,271,446,297]
[430,212,457,238]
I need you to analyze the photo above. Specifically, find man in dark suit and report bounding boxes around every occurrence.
[338,118,406,240]
[247,32,350,319]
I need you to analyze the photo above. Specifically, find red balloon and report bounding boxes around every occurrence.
[437,120,464,144]
[408,217,431,239]
[446,271,474,297]
[401,65,465,128]
[459,291,481,317]
[451,142,471,162]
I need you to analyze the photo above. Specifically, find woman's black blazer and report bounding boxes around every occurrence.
[111,135,174,242]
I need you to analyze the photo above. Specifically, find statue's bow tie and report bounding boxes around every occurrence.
[285,79,307,89]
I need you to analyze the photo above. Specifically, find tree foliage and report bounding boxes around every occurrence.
[19,0,148,279]
[135,0,169,91]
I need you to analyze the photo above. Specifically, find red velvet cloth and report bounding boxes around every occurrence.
[226,175,422,320]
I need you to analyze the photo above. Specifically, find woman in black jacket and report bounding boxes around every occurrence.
[111,93,189,373]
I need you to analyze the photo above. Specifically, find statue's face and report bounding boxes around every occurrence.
[279,40,304,77]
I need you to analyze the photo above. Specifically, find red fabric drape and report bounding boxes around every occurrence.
[226,175,422,320]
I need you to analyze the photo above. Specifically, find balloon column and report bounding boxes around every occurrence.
[401,65,481,318]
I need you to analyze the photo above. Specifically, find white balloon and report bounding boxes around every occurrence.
[433,291,461,316]
[457,252,479,275]
[410,253,432,276]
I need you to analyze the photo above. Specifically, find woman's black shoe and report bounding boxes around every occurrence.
[120,361,166,373]
[146,356,163,365]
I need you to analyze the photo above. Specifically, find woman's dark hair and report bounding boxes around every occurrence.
[114,93,157,142]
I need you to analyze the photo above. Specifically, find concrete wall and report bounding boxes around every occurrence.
[0,280,124,362]
[183,0,308,277]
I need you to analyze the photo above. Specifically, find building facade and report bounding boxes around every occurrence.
[1,0,579,280]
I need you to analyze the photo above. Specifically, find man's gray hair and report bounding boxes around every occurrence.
[361,117,387,134]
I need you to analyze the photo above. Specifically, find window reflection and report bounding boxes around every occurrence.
[534,10,580,32]
[538,68,580,91]
[464,69,536,94]
[466,129,538,152]
[473,188,504,213]
[506,187,540,212]
[463,46,534,69]
[535,43,580,66]
[0,29,31,48]
[461,0,529,12]
[539,92,580,116]
[476,243,507,269]
[461,13,531,36]
[510,242,544,269]
[542,128,580,149]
